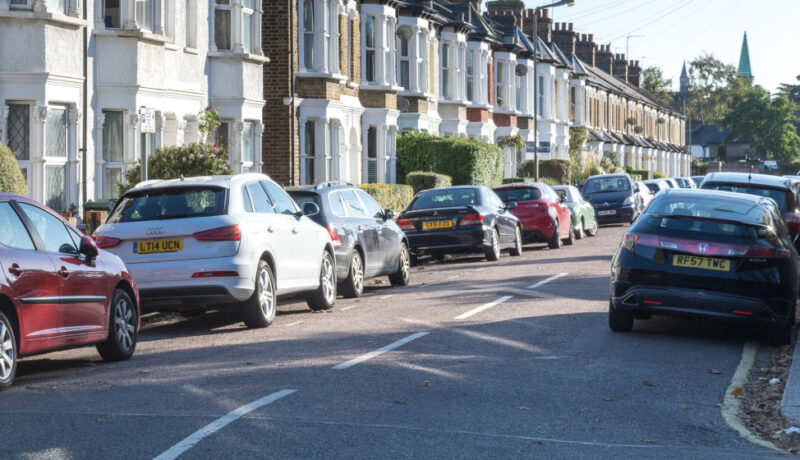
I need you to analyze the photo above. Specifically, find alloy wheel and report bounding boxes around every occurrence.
[114,297,136,351]
[322,256,335,305]
[492,229,500,258]
[258,266,275,320]
[399,245,410,281]
[0,322,14,382]
[352,253,364,294]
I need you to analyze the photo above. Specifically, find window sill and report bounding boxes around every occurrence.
[360,84,403,92]
[0,9,86,27]
[183,47,200,55]
[439,98,469,105]
[208,50,270,64]
[165,43,179,51]
[297,71,347,82]
[93,28,172,45]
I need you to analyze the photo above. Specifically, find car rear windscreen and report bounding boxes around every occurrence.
[702,183,788,211]
[411,189,478,209]
[583,177,630,194]
[288,192,321,208]
[494,187,541,203]
[107,187,227,223]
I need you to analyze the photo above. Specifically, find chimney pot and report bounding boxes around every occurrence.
[569,23,573,31]
[588,34,594,42]
[636,60,639,66]
[543,8,548,18]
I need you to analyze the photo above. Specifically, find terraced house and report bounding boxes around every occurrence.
[263,0,687,186]
[0,0,267,213]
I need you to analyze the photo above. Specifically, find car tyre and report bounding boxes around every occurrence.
[768,303,795,346]
[586,218,599,237]
[548,223,562,249]
[0,311,18,391]
[575,218,585,240]
[241,260,277,328]
[340,250,364,298]
[389,242,411,287]
[510,226,523,256]
[307,251,336,311]
[608,298,633,332]
[97,289,138,361]
[564,224,576,246]
[485,228,501,261]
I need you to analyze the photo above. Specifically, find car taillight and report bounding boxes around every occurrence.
[93,235,120,248]
[745,246,792,259]
[327,225,342,247]
[193,224,241,241]
[460,213,483,226]
[784,212,800,231]
[625,232,791,259]
[397,219,415,231]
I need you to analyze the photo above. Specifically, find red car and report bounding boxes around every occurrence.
[0,194,140,390]
[493,183,574,249]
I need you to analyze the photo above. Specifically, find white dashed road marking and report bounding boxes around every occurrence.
[153,389,297,460]
[454,296,513,320]
[282,321,303,327]
[340,306,356,311]
[527,273,568,290]
[332,332,429,370]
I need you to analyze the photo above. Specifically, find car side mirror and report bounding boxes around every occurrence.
[506,201,518,210]
[384,209,395,220]
[302,202,320,217]
[79,235,98,259]
[634,185,640,193]
[559,195,567,203]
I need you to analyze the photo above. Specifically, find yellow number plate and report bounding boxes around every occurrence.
[672,255,730,272]
[422,220,453,230]
[134,239,183,254]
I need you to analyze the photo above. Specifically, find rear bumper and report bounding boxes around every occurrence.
[522,229,547,243]
[611,285,791,326]
[407,226,490,255]
[594,205,635,224]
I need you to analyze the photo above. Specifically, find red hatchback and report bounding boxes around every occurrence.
[0,194,140,390]
[493,183,574,249]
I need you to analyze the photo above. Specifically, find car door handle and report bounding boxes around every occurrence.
[8,264,22,276]
[58,267,69,279]
[267,226,275,233]
[291,227,298,234]
[357,226,363,233]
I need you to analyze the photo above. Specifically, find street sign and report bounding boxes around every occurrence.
[764,160,778,170]
[139,108,155,133]
[537,141,551,154]
[526,142,536,153]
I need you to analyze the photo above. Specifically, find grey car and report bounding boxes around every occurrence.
[288,182,410,298]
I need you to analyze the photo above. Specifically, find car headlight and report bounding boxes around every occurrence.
[622,196,634,206]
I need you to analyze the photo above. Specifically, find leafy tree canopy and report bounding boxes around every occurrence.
[724,87,800,164]
[641,66,673,104]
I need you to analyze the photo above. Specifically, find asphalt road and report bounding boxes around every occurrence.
[0,225,783,459]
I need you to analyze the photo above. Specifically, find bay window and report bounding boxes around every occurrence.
[299,0,339,74]
[214,0,232,50]
[398,30,410,90]
[515,66,523,112]
[102,0,120,28]
[242,0,255,53]
[385,19,395,86]
[135,0,154,32]
[45,107,68,211]
[302,0,315,69]
[496,61,505,109]
[418,30,427,93]
[102,110,125,198]
[537,76,544,116]
[366,127,377,183]
[9,0,33,9]
[242,122,254,172]
[215,122,230,151]
[364,16,376,82]
[441,43,451,99]
[185,0,196,47]
[302,121,316,185]
[466,50,474,103]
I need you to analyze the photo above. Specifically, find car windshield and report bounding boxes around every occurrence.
[107,187,227,223]
[583,177,630,194]
[702,183,788,211]
[411,189,479,209]
[645,183,660,193]
[494,187,541,203]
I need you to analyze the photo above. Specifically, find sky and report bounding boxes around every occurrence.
[519,0,800,93]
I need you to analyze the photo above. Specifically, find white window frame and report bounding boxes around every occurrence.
[496,61,505,109]
[301,120,316,185]
[417,29,427,93]
[241,121,255,173]
[242,0,255,53]
[213,0,233,51]
[6,103,32,196]
[363,15,376,83]
[47,0,68,14]
[465,49,474,103]
[135,0,155,32]
[397,28,411,91]
[102,109,126,199]
[185,0,197,47]
[441,42,452,99]
[385,18,395,86]
[9,0,34,10]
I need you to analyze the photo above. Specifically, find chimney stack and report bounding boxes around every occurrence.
[595,44,613,73]
[575,33,597,67]
[613,53,629,82]
[486,1,525,27]
[627,60,642,87]
[551,21,577,54]
[523,8,552,43]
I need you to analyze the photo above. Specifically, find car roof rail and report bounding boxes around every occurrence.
[315,180,354,190]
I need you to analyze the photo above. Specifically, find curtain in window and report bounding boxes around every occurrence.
[46,107,67,158]
[215,1,231,50]
[105,168,122,198]
[103,111,124,162]
[45,165,66,210]
[7,105,30,161]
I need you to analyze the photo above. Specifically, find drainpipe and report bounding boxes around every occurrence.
[81,0,88,209]
[289,0,296,185]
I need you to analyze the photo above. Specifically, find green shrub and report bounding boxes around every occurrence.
[653,171,667,179]
[501,177,534,184]
[120,143,233,195]
[539,177,561,187]
[358,183,414,212]
[406,171,452,194]
[0,143,28,196]
[625,168,652,180]
[517,159,570,184]
[397,132,503,187]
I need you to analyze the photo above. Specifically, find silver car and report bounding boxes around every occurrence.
[93,174,336,328]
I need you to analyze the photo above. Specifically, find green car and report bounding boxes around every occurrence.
[552,185,598,239]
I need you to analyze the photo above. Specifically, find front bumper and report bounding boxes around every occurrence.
[611,285,791,326]
[593,205,635,224]
[406,226,490,255]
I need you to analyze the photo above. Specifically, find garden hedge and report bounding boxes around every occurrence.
[121,143,233,195]
[517,159,570,184]
[0,143,28,196]
[625,168,651,180]
[397,132,503,187]
[406,171,452,194]
[502,176,560,186]
[501,177,534,185]
[358,183,414,212]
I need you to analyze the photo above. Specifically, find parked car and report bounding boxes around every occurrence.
[690,176,705,187]
[609,189,798,345]
[0,194,140,390]
[671,177,696,189]
[581,173,641,225]
[552,185,598,239]
[662,178,681,188]
[93,174,337,328]
[493,183,574,248]
[642,179,671,194]
[287,181,410,298]
[635,181,654,214]
[397,186,522,261]
[700,172,800,246]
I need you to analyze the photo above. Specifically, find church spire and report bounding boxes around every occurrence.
[737,31,753,84]
[679,60,689,96]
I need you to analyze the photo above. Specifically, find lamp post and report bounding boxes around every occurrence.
[532,0,575,181]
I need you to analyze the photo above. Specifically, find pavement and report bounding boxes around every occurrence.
[0,225,787,459]
[781,338,800,427]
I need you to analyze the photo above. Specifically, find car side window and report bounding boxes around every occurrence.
[341,190,368,217]
[246,182,275,214]
[18,203,78,254]
[242,187,254,212]
[0,203,35,250]
[328,192,347,217]
[356,190,384,219]
[262,181,298,215]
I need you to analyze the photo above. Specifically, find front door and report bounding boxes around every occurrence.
[17,203,108,344]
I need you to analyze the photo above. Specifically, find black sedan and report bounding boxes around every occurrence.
[609,189,799,345]
[397,186,523,262]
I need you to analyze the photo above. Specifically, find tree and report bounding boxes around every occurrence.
[120,143,233,195]
[641,66,673,104]
[686,53,745,124]
[0,143,28,196]
[777,75,800,105]
[724,87,800,164]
